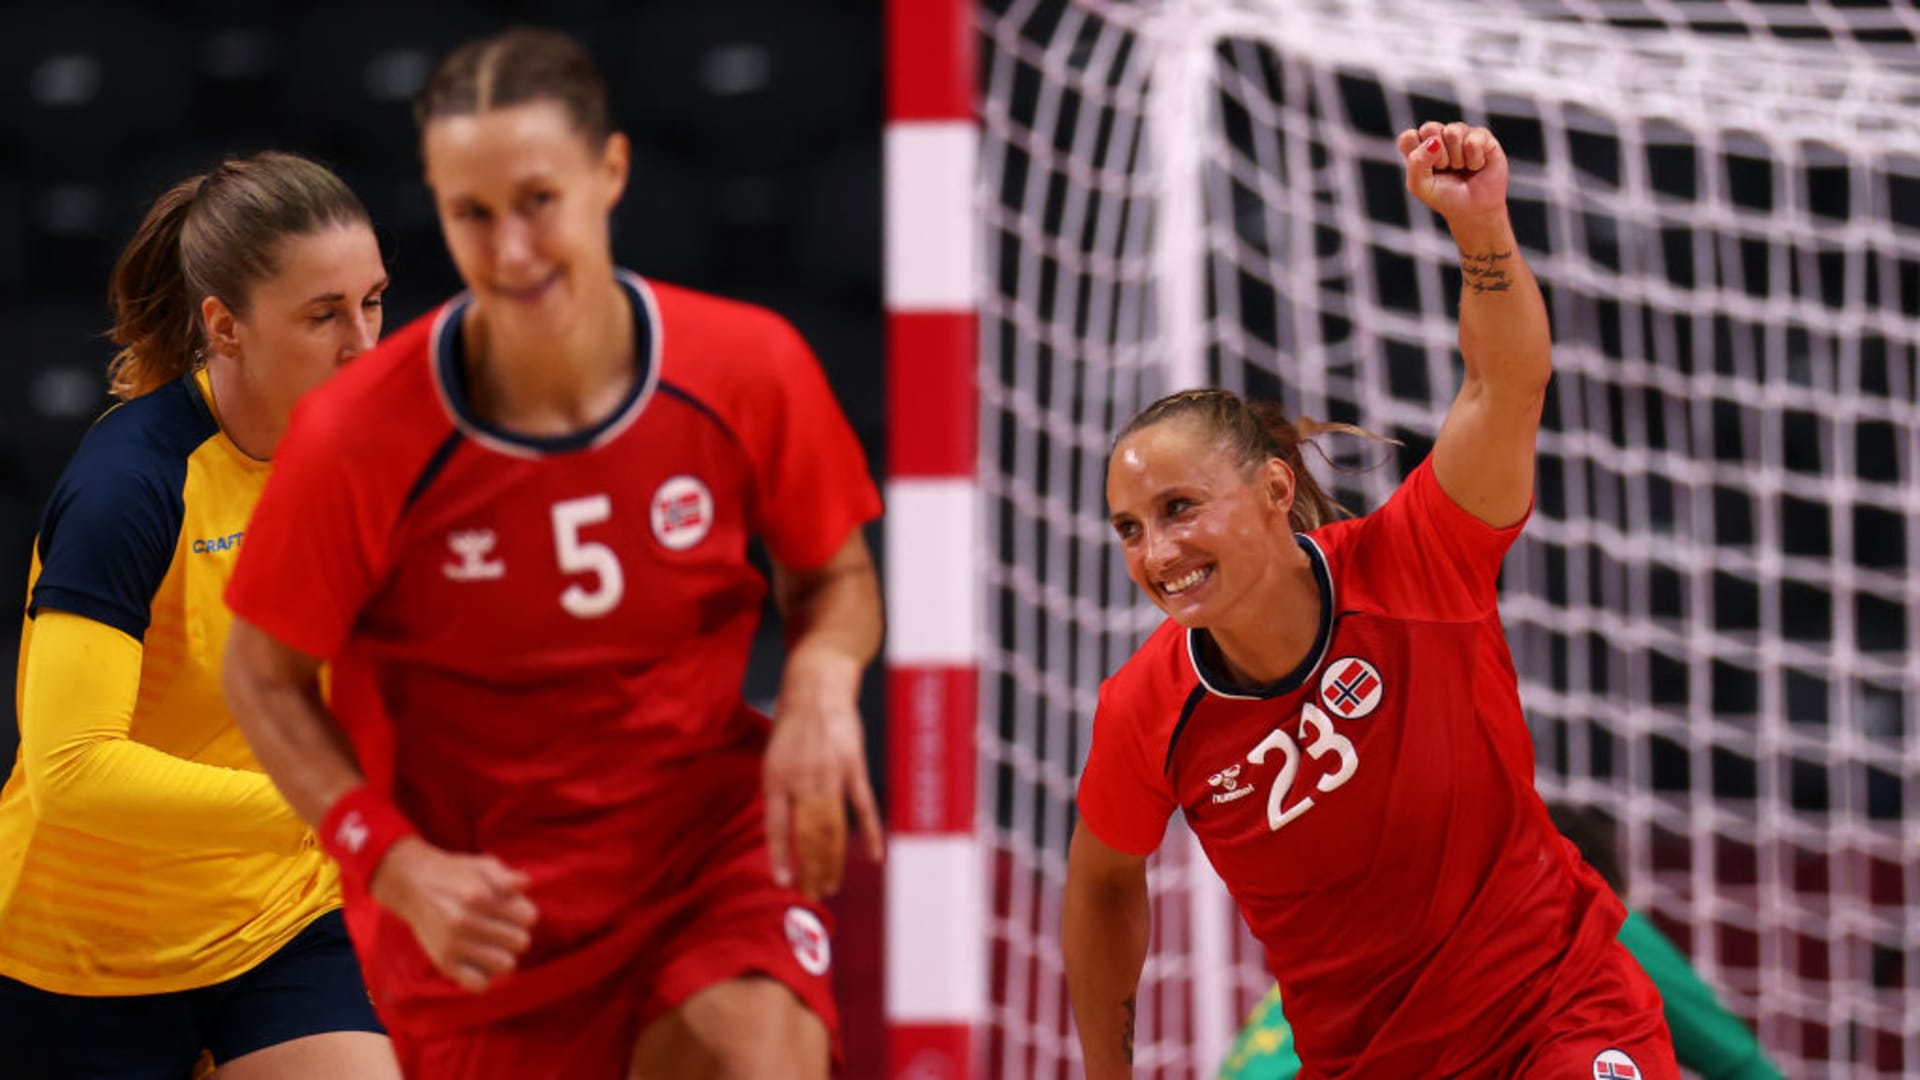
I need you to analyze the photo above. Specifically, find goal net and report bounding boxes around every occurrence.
[976,1,1920,1076]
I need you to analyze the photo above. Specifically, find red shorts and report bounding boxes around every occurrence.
[1510,939,1680,1079]
[388,861,839,1079]
[378,736,841,1079]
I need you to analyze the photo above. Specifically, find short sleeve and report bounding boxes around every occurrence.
[736,319,882,571]
[1074,682,1177,857]
[30,434,185,641]
[225,395,385,661]
[1351,457,1527,621]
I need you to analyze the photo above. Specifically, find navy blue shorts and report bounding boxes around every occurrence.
[0,909,384,1079]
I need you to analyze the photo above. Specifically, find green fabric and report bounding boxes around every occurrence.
[1616,911,1785,1080]
[1218,986,1300,1080]
[1218,910,1786,1080]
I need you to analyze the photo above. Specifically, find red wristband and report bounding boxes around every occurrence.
[319,786,418,892]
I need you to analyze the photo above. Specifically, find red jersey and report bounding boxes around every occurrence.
[226,274,881,1031]
[1077,460,1625,1077]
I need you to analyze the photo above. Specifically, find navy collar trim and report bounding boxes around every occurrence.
[1186,534,1336,701]
[429,271,660,458]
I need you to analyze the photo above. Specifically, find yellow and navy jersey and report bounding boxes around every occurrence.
[0,369,339,995]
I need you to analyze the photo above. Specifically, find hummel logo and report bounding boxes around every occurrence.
[1208,764,1255,804]
[443,529,505,581]
[335,811,369,854]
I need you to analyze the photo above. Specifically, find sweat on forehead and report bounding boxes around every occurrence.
[1113,413,1262,473]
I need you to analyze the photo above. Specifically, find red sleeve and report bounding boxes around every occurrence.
[1351,457,1527,621]
[1074,680,1177,858]
[226,394,390,661]
[735,318,882,571]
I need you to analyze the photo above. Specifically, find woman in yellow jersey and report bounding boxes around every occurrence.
[0,153,401,1079]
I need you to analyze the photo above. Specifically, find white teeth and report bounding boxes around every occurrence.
[1162,567,1210,595]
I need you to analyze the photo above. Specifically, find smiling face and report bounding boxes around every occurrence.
[423,100,629,339]
[1106,418,1300,629]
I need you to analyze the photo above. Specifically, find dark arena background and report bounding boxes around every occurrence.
[3,1,1917,1078]
[0,1,891,1075]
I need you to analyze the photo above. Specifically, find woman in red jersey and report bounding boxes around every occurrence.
[220,28,881,1080]
[1063,123,1681,1079]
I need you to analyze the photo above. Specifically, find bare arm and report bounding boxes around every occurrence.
[772,528,884,666]
[1399,121,1553,528]
[765,528,885,897]
[1065,820,1152,1079]
[221,615,363,825]
[223,616,537,992]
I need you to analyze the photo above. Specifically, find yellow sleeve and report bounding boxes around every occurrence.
[20,610,308,853]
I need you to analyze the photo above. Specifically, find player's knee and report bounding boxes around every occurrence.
[630,1012,721,1080]
[688,979,828,1080]
[709,1027,826,1080]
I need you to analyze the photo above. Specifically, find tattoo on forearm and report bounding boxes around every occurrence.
[1122,995,1136,1063]
[1461,249,1513,295]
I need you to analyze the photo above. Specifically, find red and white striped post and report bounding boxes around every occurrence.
[884,0,980,1077]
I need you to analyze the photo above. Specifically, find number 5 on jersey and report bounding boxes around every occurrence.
[1245,703,1358,831]
[551,495,623,618]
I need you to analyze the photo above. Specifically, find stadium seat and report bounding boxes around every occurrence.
[611,149,720,287]
[0,180,24,294]
[0,6,190,177]
[0,302,117,451]
[792,139,882,302]
[608,2,878,173]
[278,5,503,169]
[183,14,293,145]
[13,173,139,298]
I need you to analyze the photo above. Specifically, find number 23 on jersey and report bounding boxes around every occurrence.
[1245,703,1358,831]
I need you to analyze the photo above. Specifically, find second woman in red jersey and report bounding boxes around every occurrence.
[1064,124,1683,1079]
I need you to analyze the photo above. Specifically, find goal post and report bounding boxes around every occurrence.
[884,1,985,1078]
[887,1,1920,1077]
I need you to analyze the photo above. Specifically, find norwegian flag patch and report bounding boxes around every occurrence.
[1318,656,1383,719]
[784,906,832,977]
[1592,1048,1640,1079]
[650,475,714,551]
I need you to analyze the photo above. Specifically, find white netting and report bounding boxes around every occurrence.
[977,1,1920,1077]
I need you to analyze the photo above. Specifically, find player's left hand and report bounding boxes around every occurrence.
[765,651,884,900]
[1398,121,1510,228]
